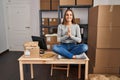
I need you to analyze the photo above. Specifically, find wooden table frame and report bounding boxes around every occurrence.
[18,54,89,80]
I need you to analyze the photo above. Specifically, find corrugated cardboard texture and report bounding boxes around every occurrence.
[60,0,75,6]
[49,18,58,26]
[76,0,92,5]
[40,0,50,10]
[52,0,59,10]
[42,18,49,26]
[94,66,119,74]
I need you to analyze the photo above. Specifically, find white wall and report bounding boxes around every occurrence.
[0,0,8,53]
[1,0,40,51]
[94,0,109,6]
[109,0,120,5]
[31,0,40,36]
[94,0,120,6]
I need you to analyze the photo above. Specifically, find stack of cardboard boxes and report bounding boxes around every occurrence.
[42,18,58,27]
[42,18,58,35]
[88,5,120,74]
[24,42,40,57]
[41,0,93,9]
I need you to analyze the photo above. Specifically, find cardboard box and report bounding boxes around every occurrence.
[60,0,75,6]
[75,18,80,24]
[97,28,120,48]
[42,18,49,26]
[45,34,57,43]
[112,5,120,26]
[30,47,39,54]
[97,28,119,48]
[49,18,58,26]
[88,48,120,72]
[97,5,112,27]
[88,5,120,48]
[51,0,59,10]
[24,47,40,58]
[94,66,119,74]
[89,5,120,27]
[53,28,57,33]
[24,42,38,48]
[47,42,59,50]
[24,42,40,57]
[88,6,120,74]
[76,0,93,5]
[40,0,50,10]
[47,43,53,50]
[49,28,57,34]
[95,49,120,67]
[42,28,49,35]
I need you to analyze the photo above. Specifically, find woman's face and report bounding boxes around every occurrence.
[65,10,73,22]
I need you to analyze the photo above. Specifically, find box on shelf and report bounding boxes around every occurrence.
[47,43,53,50]
[49,18,58,26]
[49,28,57,34]
[47,42,59,50]
[51,0,59,10]
[42,18,49,26]
[60,0,75,6]
[40,0,50,10]
[75,18,80,24]
[42,28,49,35]
[76,0,93,6]
[45,34,57,43]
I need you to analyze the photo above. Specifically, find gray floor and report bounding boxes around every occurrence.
[0,51,85,80]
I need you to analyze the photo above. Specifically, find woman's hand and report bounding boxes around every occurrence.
[67,27,72,37]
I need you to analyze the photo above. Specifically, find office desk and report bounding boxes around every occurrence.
[18,51,89,80]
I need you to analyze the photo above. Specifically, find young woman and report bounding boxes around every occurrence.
[52,8,88,59]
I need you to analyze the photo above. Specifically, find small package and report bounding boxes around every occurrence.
[24,42,40,57]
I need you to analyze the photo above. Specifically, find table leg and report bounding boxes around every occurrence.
[19,61,24,80]
[78,64,81,79]
[30,64,34,79]
[85,61,88,80]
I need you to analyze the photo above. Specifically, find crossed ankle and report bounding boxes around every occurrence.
[58,55,65,59]
[73,53,86,59]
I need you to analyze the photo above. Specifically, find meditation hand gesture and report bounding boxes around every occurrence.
[67,27,72,37]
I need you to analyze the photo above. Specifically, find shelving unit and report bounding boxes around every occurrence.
[39,10,59,36]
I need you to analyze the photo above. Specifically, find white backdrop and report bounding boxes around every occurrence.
[0,0,7,53]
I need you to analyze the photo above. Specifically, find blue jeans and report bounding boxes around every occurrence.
[52,43,88,59]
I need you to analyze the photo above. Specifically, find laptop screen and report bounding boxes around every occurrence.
[31,36,47,50]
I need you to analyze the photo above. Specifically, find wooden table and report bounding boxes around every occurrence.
[18,51,89,80]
